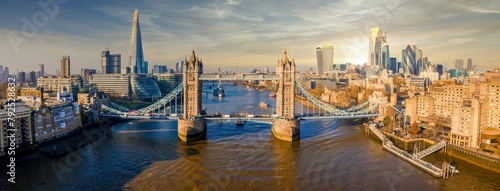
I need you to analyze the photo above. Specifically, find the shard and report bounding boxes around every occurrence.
[129,9,147,74]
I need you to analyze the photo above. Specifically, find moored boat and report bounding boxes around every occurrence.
[236,120,245,126]
[259,101,267,108]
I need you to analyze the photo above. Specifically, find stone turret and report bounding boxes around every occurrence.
[179,49,206,142]
[273,49,300,142]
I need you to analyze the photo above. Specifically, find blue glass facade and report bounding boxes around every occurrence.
[390,57,397,74]
[402,45,423,76]
[129,74,161,101]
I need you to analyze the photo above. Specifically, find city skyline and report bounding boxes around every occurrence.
[0,0,499,73]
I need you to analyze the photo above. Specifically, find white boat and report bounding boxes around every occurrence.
[259,101,267,108]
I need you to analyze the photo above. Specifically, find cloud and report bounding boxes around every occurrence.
[465,7,500,14]
[1,0,499,72]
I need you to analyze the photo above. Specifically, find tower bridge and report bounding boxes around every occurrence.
[100,49,387,142]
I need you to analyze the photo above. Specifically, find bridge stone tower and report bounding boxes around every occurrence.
[178,49,206,142]
[272,50,300,142]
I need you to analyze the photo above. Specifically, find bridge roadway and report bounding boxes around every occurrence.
[199,73,280,81]
[99,113,275,124]
[99,111,380,121]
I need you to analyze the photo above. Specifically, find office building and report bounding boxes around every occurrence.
[175,60,184,73]
[0,101,33,155]
[37,75,82,98]
[466,58,473,71]
[316,46,323,75]
[436,64,444,77]
[128,9,147,74]
[101,50,121,74]
[61,56,70,77]
[455,59,464,70]
[0,66,9,82]
[369,27,387,69]
[155,73,182,95]
[153,65,168,74]
[401,45,423,76]
[316,44,334,77]
[39,64,45,77]
[29,71,37,86]
[89,74,130,98]
[81,68,97,86]
[89,74,161,101]
[405,72,500,148]
[390,57,397,74]
[18,71,26,84]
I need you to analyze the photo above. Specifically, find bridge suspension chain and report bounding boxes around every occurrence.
[135,82,184,114]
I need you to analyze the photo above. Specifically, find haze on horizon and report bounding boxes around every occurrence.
[0,0,499,74]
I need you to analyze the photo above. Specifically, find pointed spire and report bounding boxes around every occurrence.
[190,49,197,63]
[129,9,145,73]
[283,48,289,64]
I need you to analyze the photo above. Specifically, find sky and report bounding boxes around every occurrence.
[0,0,499,74]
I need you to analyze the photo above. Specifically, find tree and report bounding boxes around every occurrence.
[383,116,392,129]
[411,122,420,134]
[311,83,324,97]
[349,85,359,100]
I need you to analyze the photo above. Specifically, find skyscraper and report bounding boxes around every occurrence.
[38,64,45,77]
[390,57,397,74]
[18,71,26,84]
[455,59,464,70]
[369,27,387,69]
[316,46,323,75]
[61,56,70,77]
[316,44,333,77]
[466,58,472,71]
[153,65,168,74]
[101,50,121,74]
[401,45,423,76]
[29,71,37,86]
[128,9,146,74]
[175,60,184,73]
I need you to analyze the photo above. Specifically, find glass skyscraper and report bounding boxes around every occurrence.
[128,9,147,74]
[369,27,388,70]
[316,44,333,77]
[401,45,423,76]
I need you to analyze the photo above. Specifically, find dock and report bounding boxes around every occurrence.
[368,124,446,178]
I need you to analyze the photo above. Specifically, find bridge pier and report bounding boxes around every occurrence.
[272,118,300,142]
[178,118,207,142]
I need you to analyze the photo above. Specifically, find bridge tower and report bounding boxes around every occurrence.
[178,49,206,142]
[272,49,300,142]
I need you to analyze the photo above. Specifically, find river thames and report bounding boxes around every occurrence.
[3,83,500,190]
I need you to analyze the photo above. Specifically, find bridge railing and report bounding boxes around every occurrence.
[199,73,280,81]
[295,81,380,116]
[414,141,447,159]
[109,101,130,112]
